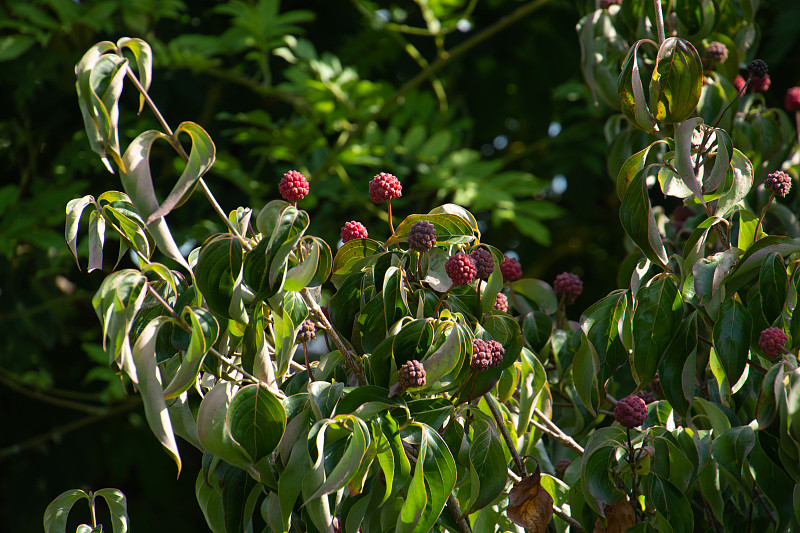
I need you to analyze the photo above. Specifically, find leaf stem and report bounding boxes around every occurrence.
[753,194,774,244]
[89,492,98,528]
[626,427,641,523]
[652,0,666,44]
[483,393,526,476]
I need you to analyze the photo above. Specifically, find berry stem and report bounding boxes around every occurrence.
[476,279,483,318]
[433,286,454,318]
[387,199,395,234]
[302,342,314,382]
[753,194,774,244]
[625,427,641,523]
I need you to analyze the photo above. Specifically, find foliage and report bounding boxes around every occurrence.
[8,0,800,531]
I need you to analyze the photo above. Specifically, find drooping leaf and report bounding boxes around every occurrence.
[620,166,669,267]
[506,466,553,533]
[650,38,703,124]
[163,307,219,399]
[618,39,659,133]
[43,489,90,533]
[94,489,129,533]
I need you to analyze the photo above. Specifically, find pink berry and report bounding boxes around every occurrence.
[615,395,648,428]
[279,170,309,202]
[445,252,476,286]
[369,172,402,203]
[500,256,522,282]
[759,327,788,360]
[341,221,368,243]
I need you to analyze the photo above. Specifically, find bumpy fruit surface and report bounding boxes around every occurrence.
[408,220,437,252]
[398,360,426,389]
[637,390,656,405]
[749,74,771,93]
[553,272,583,304]
[297,319,317,344]
[705,41,728,64]
[487,340,505,368]
[500,256,522,282]
[554,458,571,480]
[615,395,648,428]
[494,292,509,312]
[786,87,800,113]
[746,59,768,78]
[470,339,494,371]
[764,170,791,198]
[341,221,369,243]
[445,252,477,286]
[369,172,402,203]
[279,170,309,202]
[470,248,494,280]
[759,327,788,359]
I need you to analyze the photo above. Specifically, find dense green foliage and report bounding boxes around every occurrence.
[4,0,800,531]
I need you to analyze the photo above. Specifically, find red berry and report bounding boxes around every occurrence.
[341,221,369,243]
[369,172,402,203]
[554,272,583,304]
[500,256,522,282]
[764,171,791,198]
[445,252,476,286]
[759,327,788,360]
[470,339,494,371]
[786,87,800,113]
[749,74,771,93]
[470,248,495,280]
[615,395,648,428]
[734,75,746,93]
[494,292,509,313]
[279,170,309,202]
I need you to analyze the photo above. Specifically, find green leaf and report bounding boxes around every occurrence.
[278,426,312,531]
[395,423,457,533]
[714,148,754,218]
[228,384,287,463]
[330,238,383,288]
[163,307,219,399]
[509,278,558,314]
[373,414,411,505]
[618,39,659,133]
[307,381,344,420]
[119,130,191,270]
[722,236,800,295]
[145,122,216,223]
[580,289,628,385]
[384,213,475,248]
[422,323,469,387]
[87,209,106,272]
[0,34,36,62]
[573,333,601,416]
[116,38,152,113]
[632,276,683,386]
[196,382,258,478]
[131,316,182,474]
[672,118,705,206]
[659,312,697,417]
[392,320,435,365]
[712,299,752,387]
[649,475,693,533]
[620,166,669,266]
[383,266,409,330]
[466,415,507,513]
[759,252,788,324]
[216,461,261,533]
[65,195,95,269]
[517,347,548,437]
[650,38,703,124]
[44,489,90,533]
[304,415,370,504]
[94,489,129,533]
[711,425,755,491]
[580,427,627,516]
[195,234,247,323]
[616,141,667,200]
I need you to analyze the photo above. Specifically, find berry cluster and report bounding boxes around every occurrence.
[341,221,369,243]
[297,319,317,344]
[445,252,477,286]
[470,339,505,371]
[786,87,800,113]
[614,395,648,428]
[279,170,309,202]
[500,256,522,282]
[554,272,583,304]
[369,172,403,203]
[764,170,792,198]
[758,327,788,360]
[408,220,437,252]
[637,390,656,405]
[398,360,426,389]
[494,292,509,313]
[470,248,495,280]
[705,41,728,64]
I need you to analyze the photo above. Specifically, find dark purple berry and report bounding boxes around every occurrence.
[764,171,791,198]
[554,272,583,304]
[471,339,494,371]
[759,327,788,360]
[297,318,317,344]
[408,220,437,252]
[398,360,426,389]
[705,41,728,64]
[470,248,494,280]
[746,59,768,79]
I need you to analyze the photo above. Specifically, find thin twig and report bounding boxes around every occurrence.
[553,504,585,531]
[447,494,473,533]
[0,400,141,461]
[300,288,367,385]
[483,393,526,476]
[652,0,665,44]
[533,407,585,455]
[0,372,105,414]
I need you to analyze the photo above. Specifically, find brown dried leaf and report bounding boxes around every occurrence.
[506,469,554,533]
[593,500,636,533]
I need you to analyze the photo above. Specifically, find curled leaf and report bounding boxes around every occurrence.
[506,467,554,533]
